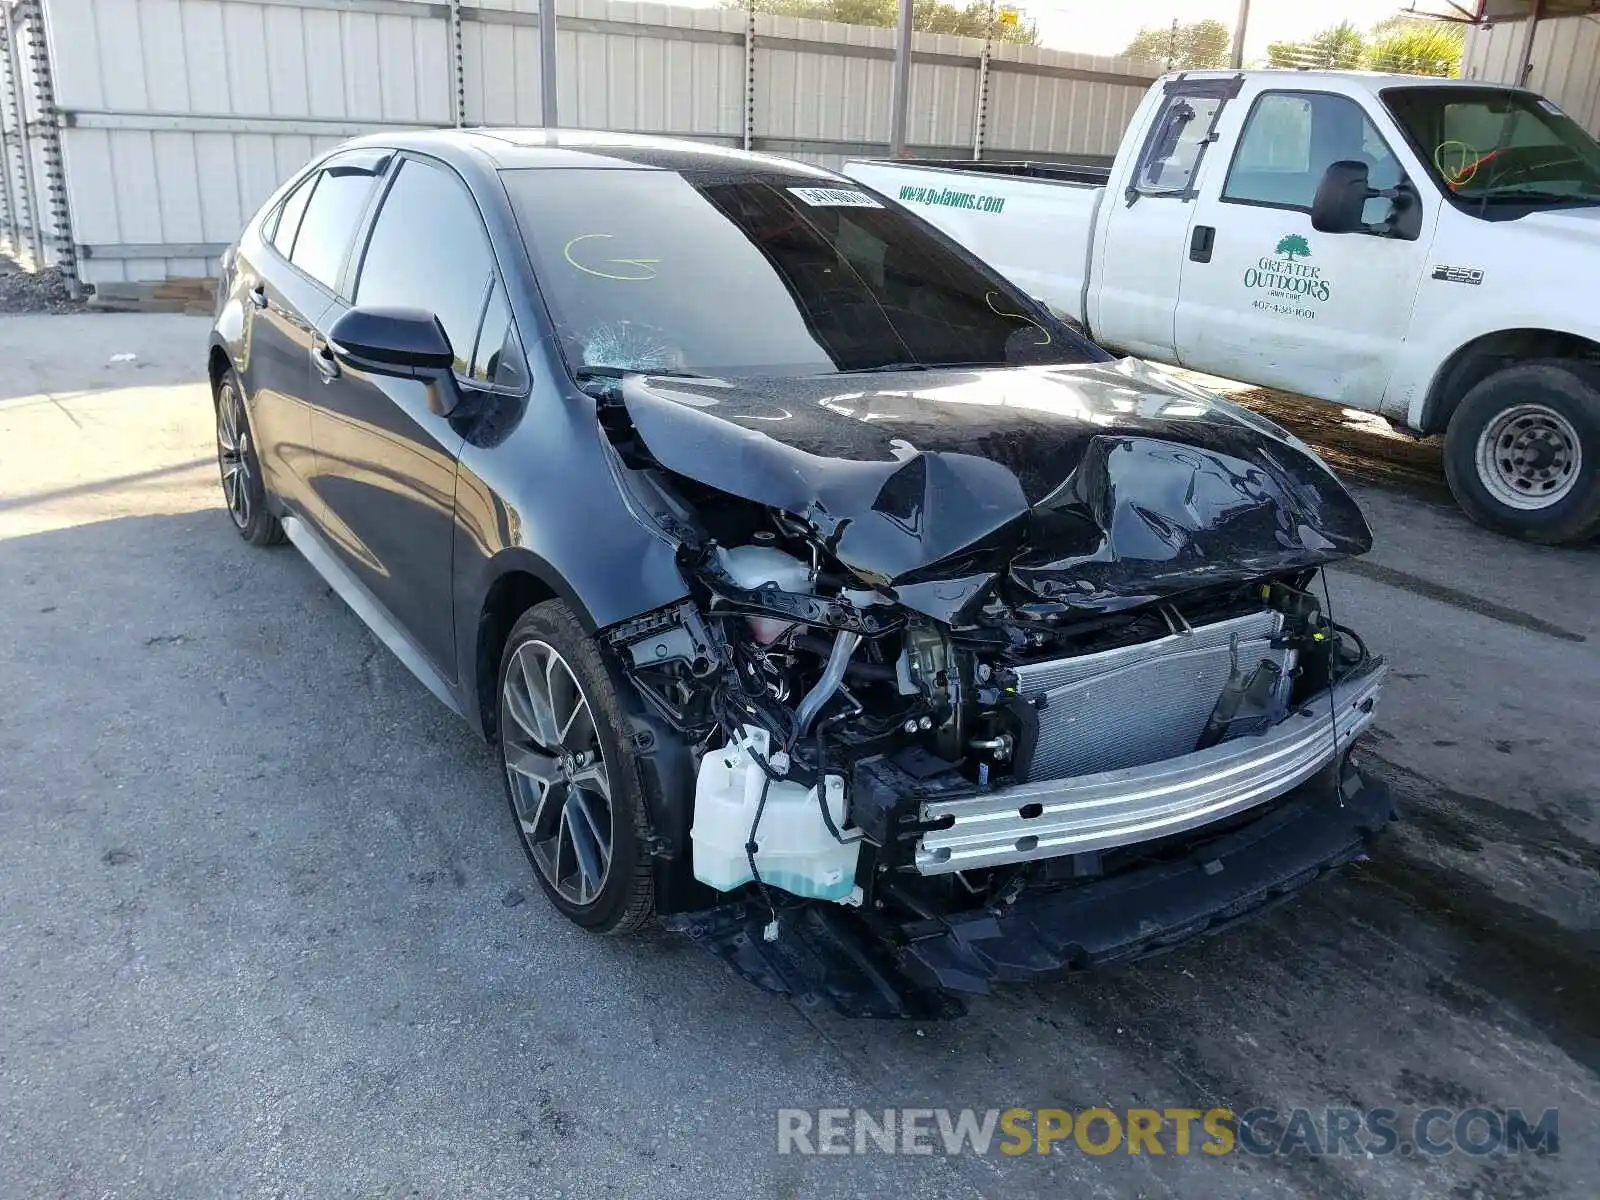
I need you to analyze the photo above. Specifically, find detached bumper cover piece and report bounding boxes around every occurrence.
[915,661,1387,875]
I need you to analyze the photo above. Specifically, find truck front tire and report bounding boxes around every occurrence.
[1443,361,1600,545]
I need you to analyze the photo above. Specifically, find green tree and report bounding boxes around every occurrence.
[728,0,1038,44]
[1122,19,1231,70]
[1276,234,1311,261]
[1364,16,1464,77]
[1266,20,1366,70]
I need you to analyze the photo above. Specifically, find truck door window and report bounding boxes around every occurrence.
[1132,95,1224,198]
[1224,91,1401,221]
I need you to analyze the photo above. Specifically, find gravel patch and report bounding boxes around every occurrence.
[0,260,84,314]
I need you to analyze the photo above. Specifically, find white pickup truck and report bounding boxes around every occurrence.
[846,70,1600,544]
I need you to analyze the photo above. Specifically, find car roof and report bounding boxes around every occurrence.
[337,127,846,178]
[1173,68,1537,97]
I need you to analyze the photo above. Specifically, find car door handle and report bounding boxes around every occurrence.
[312,340,340,382]
[248,283,268,309]
[1189,225,1216,263]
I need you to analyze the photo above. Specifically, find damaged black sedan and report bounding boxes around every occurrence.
[209,130,1394,1016]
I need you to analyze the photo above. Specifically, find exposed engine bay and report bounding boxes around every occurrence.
[589,361,1394,1013]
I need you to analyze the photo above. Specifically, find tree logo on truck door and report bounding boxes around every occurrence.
[1243,234,1330,320]
[1275,234,1311,261]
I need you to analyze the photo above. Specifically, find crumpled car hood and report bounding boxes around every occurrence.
[613,358,1373,620]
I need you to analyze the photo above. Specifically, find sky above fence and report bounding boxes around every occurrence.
[680,0,1419,60]
[1028,0,1413,60]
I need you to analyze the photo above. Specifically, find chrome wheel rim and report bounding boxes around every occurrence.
[216,382,253,529]
[501,640,613,906]
[1474,402,1583,511]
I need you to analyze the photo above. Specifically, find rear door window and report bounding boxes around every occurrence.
[1133,94,1225,196]
[289,168,379,293]
[354,157,496,374]
[270,172,318,257]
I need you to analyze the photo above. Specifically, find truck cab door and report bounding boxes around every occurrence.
[1173,87,1436,408]
[1089,75,1242,361]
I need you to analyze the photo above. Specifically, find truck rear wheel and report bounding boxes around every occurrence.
[1443,361,1600,545]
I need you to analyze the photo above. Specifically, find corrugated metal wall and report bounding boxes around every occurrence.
[755,19,978,164]
[14,0,1160,287]
[1462,14,1600,135]
[986,45,1150,160]
[43,0,454,283]
[461,0,749,136]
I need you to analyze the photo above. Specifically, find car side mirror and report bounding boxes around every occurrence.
[328,306,460,414]
[1310,160,1372,234]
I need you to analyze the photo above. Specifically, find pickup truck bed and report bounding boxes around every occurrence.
[846,157,1104,327]
[890,159,1113,186]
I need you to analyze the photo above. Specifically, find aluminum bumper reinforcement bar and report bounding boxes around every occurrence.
[914,661,1387,875]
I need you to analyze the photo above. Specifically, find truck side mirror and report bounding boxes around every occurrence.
[1310,161,1372,234]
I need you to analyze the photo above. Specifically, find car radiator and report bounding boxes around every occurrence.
[1014,609,1294,783]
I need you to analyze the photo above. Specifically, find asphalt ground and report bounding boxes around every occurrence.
[2,313,1595,1199]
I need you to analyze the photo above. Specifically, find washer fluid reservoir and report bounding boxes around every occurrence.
[716,545,811,643]
[691,726,861,902]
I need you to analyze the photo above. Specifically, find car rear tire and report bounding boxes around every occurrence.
[496,600,655,935]
[1443,361,1600,545]
[215,372,285,547]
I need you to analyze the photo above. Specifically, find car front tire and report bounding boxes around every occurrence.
[496,600,656,935]
[1444,361,1600,545]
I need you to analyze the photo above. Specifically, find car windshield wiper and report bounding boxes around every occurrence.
[573,364,709,380]
[1475,187,1600,205]
[834,359,1006,374]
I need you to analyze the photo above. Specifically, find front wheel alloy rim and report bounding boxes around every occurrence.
[501,640,614,906]
[216,383,253,529]
[1474,402,1583,511]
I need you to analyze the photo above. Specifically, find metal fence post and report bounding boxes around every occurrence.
[1514,0,1543,87]
[742,0,755,152]
[22,0,78,294]
[449,0,465,128]
[540,0,557,127]
[0,149,12,253]
[972,0,993,160]
[1,1,41,268]
[0,6,18,252]
[888,0,912,157]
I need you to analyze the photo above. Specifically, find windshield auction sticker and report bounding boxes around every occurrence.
[787,187,884,208]
[1243,234,1332,321]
